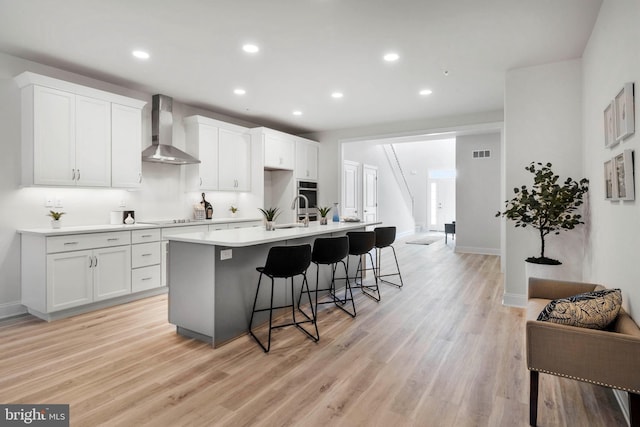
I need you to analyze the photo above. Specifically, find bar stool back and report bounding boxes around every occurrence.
[346,231,380,302]
[248,244,318,352]
[374,226,404,288]
[306,236,356,318]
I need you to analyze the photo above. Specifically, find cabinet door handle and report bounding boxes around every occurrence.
[107,238,119,241]
[77,169,80,181]
[89,257,93,268]
[141,277,152,281]
[94,256,98,267]
[138,172,142,184]
[142,253,152,257]
[141,234,153,238]
[72,169,76,180]
[63,241,79,246]
[200,177,203,186]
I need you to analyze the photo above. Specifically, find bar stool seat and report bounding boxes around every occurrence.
[249,244,319,352]
[346,231,380,302]
[306,236,356,318]
[374,226,404,288]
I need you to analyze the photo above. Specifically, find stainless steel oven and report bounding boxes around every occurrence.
[297,180,318,221]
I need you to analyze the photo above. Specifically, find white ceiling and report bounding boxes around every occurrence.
[0,0,602,134]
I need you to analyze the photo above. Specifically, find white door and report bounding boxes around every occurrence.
[363,164,378,222]
[427,177,456,231]
[93,245,131,301]
[46,250,93,311]
[342,160,360,219]
[75,95,111,187]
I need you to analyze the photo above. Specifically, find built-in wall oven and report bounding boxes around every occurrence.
[297,180,318,221]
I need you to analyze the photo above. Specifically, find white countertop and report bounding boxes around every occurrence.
[16,217,263,236]
[166,221,379,247]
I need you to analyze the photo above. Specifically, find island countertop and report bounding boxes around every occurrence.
[165,221,380,247]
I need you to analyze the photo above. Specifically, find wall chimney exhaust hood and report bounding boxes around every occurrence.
[142,94,201,165]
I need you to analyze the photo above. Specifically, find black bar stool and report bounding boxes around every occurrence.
[374,226,404,288]
[306,236,356,318]
[346,231,380,302]
[248,244,319,352]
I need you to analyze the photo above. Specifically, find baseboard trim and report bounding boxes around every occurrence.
[502,292,526,308]
[0,301,27,320]
[455,246,500,255]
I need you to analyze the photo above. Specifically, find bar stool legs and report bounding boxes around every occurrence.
[346,231,380,302]
[374,226,404,288]
[313,256,356,318]
[248,245,319,353]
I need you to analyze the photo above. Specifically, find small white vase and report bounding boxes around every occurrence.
[320,217,328,225]
[265,221,274,231]
[51,219,61,229]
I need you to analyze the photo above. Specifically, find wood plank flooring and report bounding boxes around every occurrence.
[0,234,627,426]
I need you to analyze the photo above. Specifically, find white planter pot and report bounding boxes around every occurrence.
[51,219,61,229]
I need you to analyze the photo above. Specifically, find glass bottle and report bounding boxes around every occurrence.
[332,202,340,222]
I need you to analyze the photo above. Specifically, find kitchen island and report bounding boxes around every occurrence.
[167,221,379,347]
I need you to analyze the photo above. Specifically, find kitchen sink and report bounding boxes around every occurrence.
[273,223,306,229]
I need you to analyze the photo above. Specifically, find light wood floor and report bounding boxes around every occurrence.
[0,234,626,426]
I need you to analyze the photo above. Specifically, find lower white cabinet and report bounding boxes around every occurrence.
[46,250,94,311]
[131,229,162,292]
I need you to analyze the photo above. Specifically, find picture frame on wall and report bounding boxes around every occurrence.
[604,101,617,148]
[604,159,615,200]
[614,82,635,141]
[613,149,635,201]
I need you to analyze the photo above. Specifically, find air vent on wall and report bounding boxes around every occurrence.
[472,149,491,159]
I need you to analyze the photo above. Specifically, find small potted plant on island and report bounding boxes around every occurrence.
[259,207,280,231]
[229,205,238,217]
[48,210,65,229]
[318,206,331,225]
[496,162,589,277]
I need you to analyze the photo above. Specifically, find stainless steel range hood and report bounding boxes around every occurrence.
[142,94,201,165]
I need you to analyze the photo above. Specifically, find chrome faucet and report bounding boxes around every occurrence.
[291,194,310,227]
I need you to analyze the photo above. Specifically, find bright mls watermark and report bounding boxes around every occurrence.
[1,405,69,426]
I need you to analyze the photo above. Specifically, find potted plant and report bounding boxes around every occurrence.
[496,162,589,265]
[318,206,331,225]
[259,207,280,231]
[229,205,238,217]
[47,210,65,229]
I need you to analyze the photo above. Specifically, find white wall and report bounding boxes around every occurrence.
[456,133,501,255]
[0,52,268,317]
[582,0,640,317]
[503,59,585,306]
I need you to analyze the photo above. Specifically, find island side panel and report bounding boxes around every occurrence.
[168,241,215,342]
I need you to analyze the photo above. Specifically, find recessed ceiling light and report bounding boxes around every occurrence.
[292,110,303,116]
[419,89,433,96]
[383,52,399,62]
[331,92,344,99]
[132,50,150,59]
[234,88,246,95]
[242,44,259,53]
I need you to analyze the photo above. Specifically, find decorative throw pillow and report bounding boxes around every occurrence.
[537,288,622,330]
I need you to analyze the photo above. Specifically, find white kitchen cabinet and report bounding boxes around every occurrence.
[264,134,295,170]
[15,72,146,188]
[92,245,132,301]
[184,118,219,190]
[218,127,251,191]
[46,250,94,311]
[295,139,319,181]
[111,103,143,188]
[131,229,162,293]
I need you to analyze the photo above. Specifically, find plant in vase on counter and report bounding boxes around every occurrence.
[318,206,331,225]
[259,207,280,231]
[230,205,238,217]
[47,210,65,229]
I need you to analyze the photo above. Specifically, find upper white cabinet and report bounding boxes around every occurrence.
[295,138,319,181]
[15,72,146,188]
[255,128,295,170]
[111,103,143,188]
[184,115,251,192]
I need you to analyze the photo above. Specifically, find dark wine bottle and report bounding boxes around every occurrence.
[201,192,213,219]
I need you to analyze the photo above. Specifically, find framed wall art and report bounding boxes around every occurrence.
[604,101,617,148]
[613,149,635,201]
[604,159,615,200]
[614,82,635,142]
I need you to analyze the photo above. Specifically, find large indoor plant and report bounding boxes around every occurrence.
[496,162,589,265]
